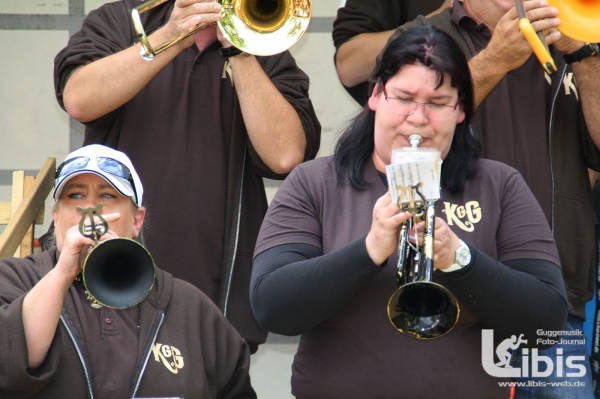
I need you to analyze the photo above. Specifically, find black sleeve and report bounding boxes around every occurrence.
[54,2,135,110]
[443,245,568,343]
[251,242,568,343]
[331,0,401,106]
[332,0,402,50]
[251,240,384,336]
[331,0,447,105]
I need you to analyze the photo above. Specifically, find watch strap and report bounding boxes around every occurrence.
[219,46,249,59]
[563,43,599,64]
[441,239,471,273]
[442,263,464,273]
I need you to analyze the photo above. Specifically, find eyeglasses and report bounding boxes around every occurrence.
[382,85,461,120]
[55,156,138,204]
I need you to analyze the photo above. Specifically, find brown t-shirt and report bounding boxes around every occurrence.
[75,286,140,399]
[449,5,553,223]
[254,156,560,399]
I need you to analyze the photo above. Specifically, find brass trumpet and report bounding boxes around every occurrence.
[77,205,155,309]
[386,134,460,339]
[131,0,312,60]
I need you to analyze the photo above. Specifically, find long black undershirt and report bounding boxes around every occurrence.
[251,239,567,342]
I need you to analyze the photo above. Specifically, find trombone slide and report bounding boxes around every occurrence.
[515,0,557,74]
[518,18,557,74]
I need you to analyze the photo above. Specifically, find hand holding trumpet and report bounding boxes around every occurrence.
[365,193,413,266]
[133,0,223,59]
[56,211,123,283]
[157,0,223,52]
[134,0,312,59]
[365,193,464,270]
[408,216,463,271]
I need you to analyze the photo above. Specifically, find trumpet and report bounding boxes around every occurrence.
[386,134,460,339]
[77,205,155,309]
[131,0,312,60]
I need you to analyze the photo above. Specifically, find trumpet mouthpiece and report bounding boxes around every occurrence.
[408,134,422,148]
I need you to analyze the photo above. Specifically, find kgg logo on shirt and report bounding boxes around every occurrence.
[152,343,184,374]
[442,201,482,232]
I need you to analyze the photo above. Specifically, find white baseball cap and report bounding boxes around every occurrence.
[53,144,144,206]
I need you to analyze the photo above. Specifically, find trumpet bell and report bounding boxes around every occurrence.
[387,281,460,339]
[83,238,156,309]
[219,0,311,56]
[238,0,289,32]
[547,0,600,43]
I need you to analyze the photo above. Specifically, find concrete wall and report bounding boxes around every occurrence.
[0,1,359,397]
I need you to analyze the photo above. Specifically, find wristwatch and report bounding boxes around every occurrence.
[563,43,599,64]
[219,46,250,59]
[441,239,471,273]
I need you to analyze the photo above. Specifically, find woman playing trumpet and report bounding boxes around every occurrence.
[0,145,256,398]
[250,25,567,399]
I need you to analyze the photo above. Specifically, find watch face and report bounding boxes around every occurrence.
[456,245,471,266]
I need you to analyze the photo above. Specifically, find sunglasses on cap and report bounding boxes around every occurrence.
[55,156,138,204]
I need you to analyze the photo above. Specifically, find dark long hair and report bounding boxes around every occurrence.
[334,25,480,193]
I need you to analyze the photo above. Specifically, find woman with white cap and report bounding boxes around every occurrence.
[0,144,256,399]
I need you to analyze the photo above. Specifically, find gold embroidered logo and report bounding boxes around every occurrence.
[544,71,579,101]
[152,343,184,374]
[441,201,482,232]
